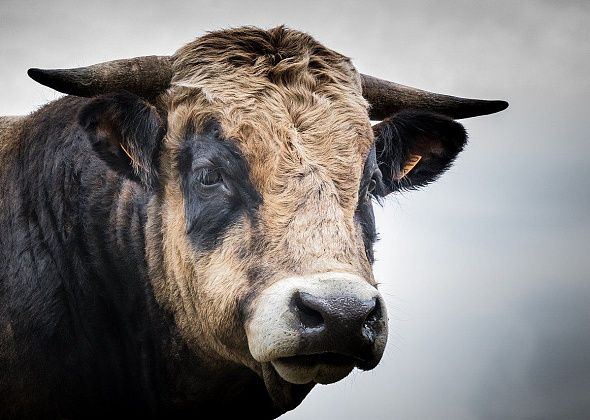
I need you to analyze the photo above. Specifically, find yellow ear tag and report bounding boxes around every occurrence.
[398,154,422,179]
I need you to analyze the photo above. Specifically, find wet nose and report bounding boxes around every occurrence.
[293,291,383,363]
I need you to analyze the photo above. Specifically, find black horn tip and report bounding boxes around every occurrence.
[445,98,509,119]
[440,95,508,120]
[486,99,509,114]
[27,67,81,96]
[27,68,47,84]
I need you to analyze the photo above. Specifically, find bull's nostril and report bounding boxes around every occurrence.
[362,298,382,345]
[365,298,382,325]
[294,292,324,329]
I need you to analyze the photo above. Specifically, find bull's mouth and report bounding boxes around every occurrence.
[259,352,379,413]
[271,352,358,385]
[261,351,378,412]
[278,352,357,367]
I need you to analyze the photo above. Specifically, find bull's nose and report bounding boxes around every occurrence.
[293,291,383,363]
[246,272,388,385]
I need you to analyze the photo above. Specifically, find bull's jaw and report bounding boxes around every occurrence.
[261,362,315,412]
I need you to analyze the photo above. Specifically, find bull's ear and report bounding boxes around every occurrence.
[373,110,467,195]
[78,92,164,188]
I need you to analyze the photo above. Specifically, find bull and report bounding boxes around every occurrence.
[0,26,507,418]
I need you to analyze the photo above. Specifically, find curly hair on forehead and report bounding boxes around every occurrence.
[171,25,360,89]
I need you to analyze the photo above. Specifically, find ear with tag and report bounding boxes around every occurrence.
[78,92,164,188]
[373,110,467,195]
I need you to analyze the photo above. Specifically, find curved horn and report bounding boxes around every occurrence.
[361,74,508,120]
[28,55,174,99]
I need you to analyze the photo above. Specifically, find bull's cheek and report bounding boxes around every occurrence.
[191,246,256,366]
[152,198,253,365]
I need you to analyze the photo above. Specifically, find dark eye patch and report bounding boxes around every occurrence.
[178,120,261,250]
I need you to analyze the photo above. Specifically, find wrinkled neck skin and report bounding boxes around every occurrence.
[0,98,302,418]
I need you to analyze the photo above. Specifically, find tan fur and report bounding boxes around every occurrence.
[149,26,376,368]
[0,117,24,161]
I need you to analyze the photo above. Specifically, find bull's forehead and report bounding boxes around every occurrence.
[216,86,373,207]
[167,26,374,206]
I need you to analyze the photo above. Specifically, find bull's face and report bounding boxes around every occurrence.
[31,26,507,412]
[154,32,389,404]
[161,114,386,385]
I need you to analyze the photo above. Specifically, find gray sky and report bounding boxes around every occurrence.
[2,1,589,419]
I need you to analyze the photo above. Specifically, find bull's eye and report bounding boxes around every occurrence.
[197,168,223,187]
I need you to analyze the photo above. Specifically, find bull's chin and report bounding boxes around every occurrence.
[258,353,356,413]
[261,362,315,414]
[271,353,356,385]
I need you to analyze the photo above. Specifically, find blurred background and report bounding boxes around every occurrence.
[1,1,588,418]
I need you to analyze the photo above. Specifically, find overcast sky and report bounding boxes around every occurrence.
[1,1,589,419]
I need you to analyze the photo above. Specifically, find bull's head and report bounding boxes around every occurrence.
[29,27,507,412]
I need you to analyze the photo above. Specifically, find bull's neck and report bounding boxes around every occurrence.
[79,177,152,279]
[15,96,163,339]
[7,96,154,292]
[0,98,174,409]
